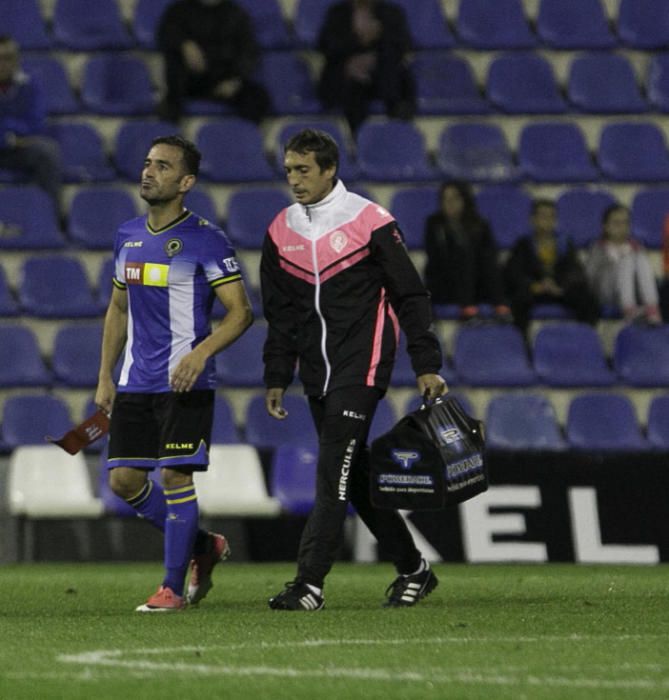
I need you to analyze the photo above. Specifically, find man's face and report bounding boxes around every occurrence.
[531,204,557,237]
[140,144,192,205]
[0,41,19,83]
[284,150,336,205]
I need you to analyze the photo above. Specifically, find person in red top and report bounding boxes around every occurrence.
[261,129,446,611]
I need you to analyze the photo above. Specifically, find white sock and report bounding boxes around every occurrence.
[406,558,428,577]
[306,583,322,597]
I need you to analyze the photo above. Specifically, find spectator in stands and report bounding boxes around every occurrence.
[504,198,599,334]
[423,180,512,322]
[661,213,669,322]
[586,204,662,325]
[317,0,415,133]
[0,35,62,216]
[156,0,270,124]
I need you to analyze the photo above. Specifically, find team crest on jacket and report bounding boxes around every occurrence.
[330,230,348,253]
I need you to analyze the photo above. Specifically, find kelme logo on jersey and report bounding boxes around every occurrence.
[164,238,183,257]
[125,262,169,287]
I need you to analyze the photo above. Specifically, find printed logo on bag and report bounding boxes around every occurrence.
[391,449,421,470]
[439,425,462,445]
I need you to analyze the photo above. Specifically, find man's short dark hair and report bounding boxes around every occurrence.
[531,198,556,216]
[284,129,339,174]
[151,135,201,176]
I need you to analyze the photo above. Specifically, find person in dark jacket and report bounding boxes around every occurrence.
[317,0,415,132]
[261,129,446,611]
[0,36,61,214]
[424,180,511,321]
[504,198,599,334]
[156,0,270,123]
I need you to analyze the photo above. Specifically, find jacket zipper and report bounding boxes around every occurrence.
[306,205,331,397]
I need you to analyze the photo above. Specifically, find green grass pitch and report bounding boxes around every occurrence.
[0,562,667,699]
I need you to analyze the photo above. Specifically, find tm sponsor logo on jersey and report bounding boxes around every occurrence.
[125,262,169,287]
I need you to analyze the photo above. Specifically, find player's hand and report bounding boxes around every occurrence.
[170,349,207,393]
[417,373,448,402]
[266,387,287,419]
[95,377,116,416]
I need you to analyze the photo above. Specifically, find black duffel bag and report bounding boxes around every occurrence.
[370,395,487,511]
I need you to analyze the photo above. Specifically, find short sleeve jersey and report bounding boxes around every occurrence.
[112,210,242,392]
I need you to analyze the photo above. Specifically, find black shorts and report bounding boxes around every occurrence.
[107,391,215,471]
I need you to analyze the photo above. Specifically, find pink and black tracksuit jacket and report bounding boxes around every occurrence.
[260,180,442,397]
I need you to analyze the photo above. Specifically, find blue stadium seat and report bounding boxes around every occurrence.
[614,325,669,387]
[294,0,336,47]
[260,52,320,115]
[598,122,669,182]
[133,0,172,48]
[392,0,454,49]
[457,0,537,49]
[184,190,219,226]
[114,121,176,180]
[530,304,575,321]
[1,0,53,49]
[19,255,102,318]
[518,122,599,183]
[211,395,241,444]
[536,0,617,49]
[215,323,266,387]
[81,55,155,116]
[390,335,457,388]
[270,444,318,515]
[226,188,291,249]
[53,0,134,50]
[197,120,274,182]
[438,123,516,183]
[52,323,104,388]
[389,186,439,250]
[235,0,292,49]
[184,98,235,117]
[630,188,669,249]
[0,325,50,388]
[453,324,536,386]
[533,322,615,387]
[566,393,648,451]
[647,395,669,450]
[647,54,669,112]
[48,123,116,183]
[412,53,489,116]
[244,394,318,450]
[1,394,73,449]
[68,188,138,250]
[21,57,78,114]
[486,53,567,114]
[356,121,436,182]
[0,264,18,317]
[567,53,647,114]
[556,188,617,249]
[275,119,358,181]
[617,0,669,50]
[368,398,398,442]
[476,186,532,249]
[0,187,65,250]
[486,394,567,450]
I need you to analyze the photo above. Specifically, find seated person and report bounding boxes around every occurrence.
[156,0,270,123]
[504,198,599,334]
[317,0,415,133]
[586,204,661,325]
[0,35,61,215]
[423,180,511,321]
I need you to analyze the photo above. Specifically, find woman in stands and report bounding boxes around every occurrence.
[586,204,662,325]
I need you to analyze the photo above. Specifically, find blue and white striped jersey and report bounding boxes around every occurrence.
[112,210,242,392]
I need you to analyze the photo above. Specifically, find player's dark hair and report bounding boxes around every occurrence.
[151,135,201,176]
[284,129,339,175]
[601,203,627,226]
[438,180,482,228]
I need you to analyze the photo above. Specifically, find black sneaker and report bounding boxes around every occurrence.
[268,580,324,611]
[383,562,438,608]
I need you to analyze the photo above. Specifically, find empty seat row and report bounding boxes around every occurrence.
[7,0,669,52]
[20,51,669,119]
[2,178,667,254]
[1,321,668,391]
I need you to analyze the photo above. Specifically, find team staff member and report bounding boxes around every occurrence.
[261,129,446,611]
[95,135,253,612]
